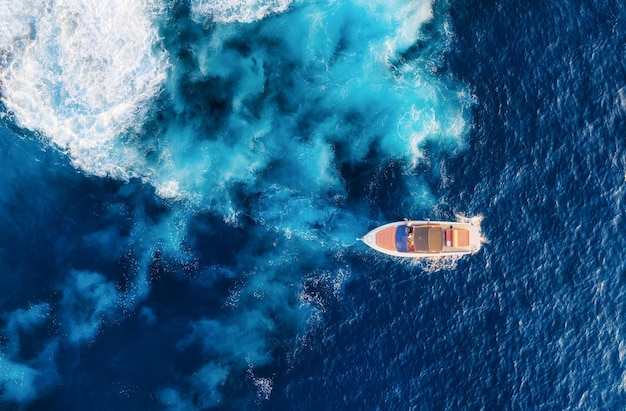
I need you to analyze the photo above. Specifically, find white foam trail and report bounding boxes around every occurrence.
[456,213,488,249]
[0,0,168,180]
[190,0,292,24]
[413,254,464,272]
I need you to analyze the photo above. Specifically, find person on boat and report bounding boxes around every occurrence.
[407,226,415,251]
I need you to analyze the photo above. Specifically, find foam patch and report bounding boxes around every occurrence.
[190,0,292,24]
[0,0,169,180]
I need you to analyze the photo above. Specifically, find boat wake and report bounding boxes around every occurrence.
[455,213,488,247]
[409,254,465,272]
[0,0,477,408]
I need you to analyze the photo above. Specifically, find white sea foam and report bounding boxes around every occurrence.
[354,0,434,58]
[0,1,47,65]
[0,0,168,180]
[190,0,292,24]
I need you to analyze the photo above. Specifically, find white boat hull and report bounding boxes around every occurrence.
[361,220,482,258]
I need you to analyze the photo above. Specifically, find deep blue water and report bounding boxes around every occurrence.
[1,0,626,409]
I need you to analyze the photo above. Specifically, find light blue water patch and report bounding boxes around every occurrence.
[145,0,472,218]
[0,303,59,404]
[0,355,39,403]
[159,361,229,409]
[59,270,121,344]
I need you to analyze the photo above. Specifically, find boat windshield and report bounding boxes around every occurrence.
[395,225,411,252]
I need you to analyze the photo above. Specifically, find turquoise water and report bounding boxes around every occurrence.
[1,0,625,409]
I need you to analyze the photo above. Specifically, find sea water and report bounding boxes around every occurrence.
[0,0,625,409]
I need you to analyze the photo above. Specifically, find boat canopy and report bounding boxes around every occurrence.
[412,226,444,252]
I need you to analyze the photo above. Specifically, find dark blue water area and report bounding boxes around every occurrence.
[0,121,255,409]
[0,122,163,408]
[264,1,626,410]
[0,126,124,306]
[440,2,626,407]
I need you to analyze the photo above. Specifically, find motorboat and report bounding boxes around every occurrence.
[360,220,481,258]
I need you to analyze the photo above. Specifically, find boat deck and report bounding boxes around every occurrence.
[361,220,481,258]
